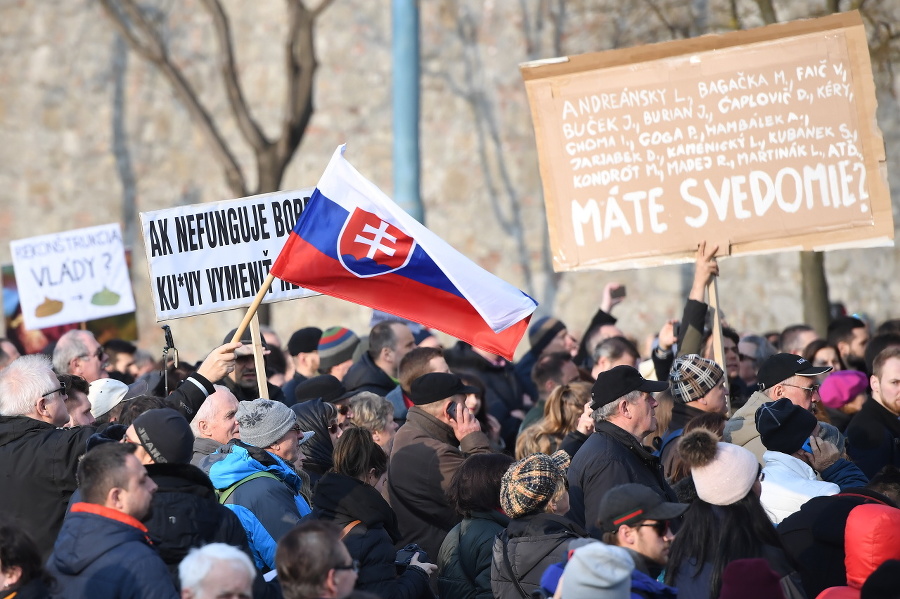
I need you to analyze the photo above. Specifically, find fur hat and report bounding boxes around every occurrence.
[755,399,818,455]
[678,429,758,506]
[501,451,570,518]
[236,399,297,449]
[529,316,566,356]
[669,354,725,403]
[560,542,634,599]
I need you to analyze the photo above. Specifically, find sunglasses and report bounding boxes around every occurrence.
[328,422,340,435]
[334,559,359,574]
[41,379,68,398]
[636,520,669,537]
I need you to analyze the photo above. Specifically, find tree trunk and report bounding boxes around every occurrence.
[800,251,830,335]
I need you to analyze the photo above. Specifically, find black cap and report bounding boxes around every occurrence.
[294,374,348,404]
[598,483,688,532]
[288,327,323,356]
[409,372,478,406]
[223,328,270,357]
[757,353,831,391]
[590,366,668,410]
[132,408,193,464]
[755,398,818,454]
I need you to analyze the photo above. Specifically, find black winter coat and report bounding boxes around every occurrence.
[291,399,338,487]
[308,472,431,599]
[490,513,587,599]
[344,352,397,396]
[438,510,510,599]
[846,396,900,478]
[567,420,677,538]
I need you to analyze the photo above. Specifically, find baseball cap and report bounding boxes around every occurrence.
[598,483,688,532]
[757,353,831,391]
[591,366,668,410]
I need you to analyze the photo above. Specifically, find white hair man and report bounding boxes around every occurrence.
[52,329,109,383]
[179,543,256,599]
[190,385,241,466]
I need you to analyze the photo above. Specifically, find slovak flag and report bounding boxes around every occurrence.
[271,145,537,360]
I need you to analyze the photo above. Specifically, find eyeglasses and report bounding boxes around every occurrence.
[337,404,350,416]
[41,380,67,398]
[333,559,359,574]
[783,383,820,396]
[328,422,340,435]
[79,347,105,361]
[636,520,669,537]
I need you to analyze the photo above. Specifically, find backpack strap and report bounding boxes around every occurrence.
[340,519,362,539]
[217,471,281,504]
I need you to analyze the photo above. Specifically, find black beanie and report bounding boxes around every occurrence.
[755,399,818,455]
[133,408,193,464]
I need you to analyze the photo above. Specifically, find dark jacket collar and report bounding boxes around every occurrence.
[596,420,659,466]
[863,397,900,433]
[469,510,511,528]
[405,406,456,445]
[145,462,216,495]
[312,472,402,542]
[506,512,587,539]
[669,401,705,431]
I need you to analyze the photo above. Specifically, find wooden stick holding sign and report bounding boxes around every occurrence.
[706,276,728,414]
[230,273,277,399]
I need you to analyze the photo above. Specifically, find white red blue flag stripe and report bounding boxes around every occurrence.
[271,145,537,360]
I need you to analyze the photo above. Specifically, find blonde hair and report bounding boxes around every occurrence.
[516,382,591,459]
[349,392,394,432]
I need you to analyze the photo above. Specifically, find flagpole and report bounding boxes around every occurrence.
[230,273,277,344]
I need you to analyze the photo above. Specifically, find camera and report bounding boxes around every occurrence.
[395,543,427,567]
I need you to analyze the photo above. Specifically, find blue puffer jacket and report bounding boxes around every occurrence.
[202,440,311,571]
[46,504,178,599]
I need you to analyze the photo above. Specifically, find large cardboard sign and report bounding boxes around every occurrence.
[140,188,317,320]
[521,12,893,271]
[10,223,137,330]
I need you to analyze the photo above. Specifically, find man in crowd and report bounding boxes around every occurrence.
[567,365,674,538]
[344,320,415,396]
[317,326,360,381]
[781,324,819,356]
[60,373,95,428]
[519,351,581,431]
[591,336,641,380]
[388,372,491,562]
[217,328,285,403]
[385,346,449,424]
[190,385,241,466]
[847,347,900,477]
[514,316,579,402]
[46,442,178,598]
[724,353,832,463]
[598,483,686,595]
[828,315,870,372]
[738,334,777,390]
[53,329,109,383]
[88,377,130,425]
[103,338,138,384]
[276,520,358,599]
[180,543,257,599]
[282,327,322,405]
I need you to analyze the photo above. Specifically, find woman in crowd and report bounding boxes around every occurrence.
[349,392,399,455]
[665,429,804,599]
[307,426,435,599]
[291,399,342,488]
[515,382,593,459]
[0,520,53,599]
[490,451,588,599]
[818,370,869,432]
[667,411,728,486]
[802,339,845,378]
[456,371,504,452]
[438,453,514,599]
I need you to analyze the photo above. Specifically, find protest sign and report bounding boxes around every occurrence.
[10,223,136,330]
[140,188,317,320]
[521,11,893,271]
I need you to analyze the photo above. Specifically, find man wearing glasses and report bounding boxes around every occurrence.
[276,520,358,599]
[52,329,109,383]
[597,483,685,597]
[724,353,832,464]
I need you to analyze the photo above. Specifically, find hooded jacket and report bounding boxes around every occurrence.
[291,398,338,487]
[760,451,840,525]
[309,472,431,599]
[202,440,310,571]
[46,503,178,599]
[438,510,511,599]
[344,352,397,396]
[816,503,900,598]
[490,512,587,599]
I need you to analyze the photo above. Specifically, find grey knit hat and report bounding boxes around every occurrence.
[561,542,634,599]
[236,399,297,449]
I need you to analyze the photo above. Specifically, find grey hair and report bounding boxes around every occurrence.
[349,391,394,432]
[592,389,643,423]
[190,385,231,436]
[52,330,94,375]
[0,354,57,417]
[179,543,256,596]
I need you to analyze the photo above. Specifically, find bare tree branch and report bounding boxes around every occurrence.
[641,0,680,38]
[311,0,336,19]
[754,0,778,25]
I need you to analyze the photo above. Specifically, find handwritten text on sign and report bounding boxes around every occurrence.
[10,223,136,330]
[140,189,317,320]
[522,13,892,270]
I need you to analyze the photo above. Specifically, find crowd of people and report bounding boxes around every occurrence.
[1,243,900,599]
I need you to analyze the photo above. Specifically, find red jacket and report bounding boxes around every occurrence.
[816,504,900,598]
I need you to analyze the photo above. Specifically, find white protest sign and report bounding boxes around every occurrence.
[140,188,317,320]
[10,223,136,330]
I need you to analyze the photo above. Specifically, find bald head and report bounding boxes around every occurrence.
[191,386,240,445]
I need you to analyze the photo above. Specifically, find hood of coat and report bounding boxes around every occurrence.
[203,440,302,493]
[312,472,401,542]
[291,398,337,475]
[844,503,900,588]
[145,462,216,496]
[48,511,149,576]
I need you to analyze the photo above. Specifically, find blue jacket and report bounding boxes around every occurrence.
[46,504,178,599]
[631,569,677,598]
[202,440,311,571]
[820,458,869,491]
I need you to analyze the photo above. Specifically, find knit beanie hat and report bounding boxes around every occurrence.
[501,450,570,518]
[678,429,758,506]
[318,327,360,371]
[236,399,296,449]
[560,542,634,599]
[132,408,193,464]
[755,398,818,454]
[287,327,322,356]
[529,316,566,356]
[718,558,786,599]
[88,378,130,419]
[669,354,725,403]
[819,370,869,409]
